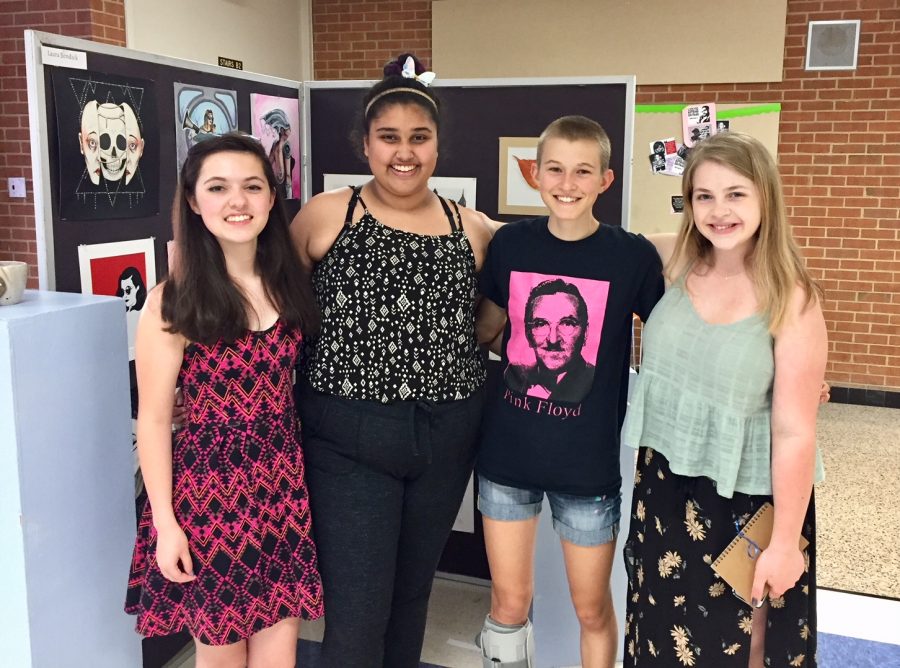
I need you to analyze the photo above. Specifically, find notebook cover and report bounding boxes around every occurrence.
[711,502,809,605]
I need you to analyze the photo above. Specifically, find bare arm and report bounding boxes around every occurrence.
[289,189,348,271]
[135,285,195,583]
[459,207,501,271]
[476,297,508,355]
[750,287,827,604]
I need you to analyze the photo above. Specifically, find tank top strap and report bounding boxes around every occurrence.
[448,198,463,232]
[438,196,459,232]
[344,185,365,226]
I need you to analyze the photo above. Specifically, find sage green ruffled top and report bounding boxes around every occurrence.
[622,281,825,499]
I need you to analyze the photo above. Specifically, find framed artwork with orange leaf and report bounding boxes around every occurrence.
[498,136,547,215]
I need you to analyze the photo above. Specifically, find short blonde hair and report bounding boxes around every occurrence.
[669,131,821,332]
[536,115,612,171]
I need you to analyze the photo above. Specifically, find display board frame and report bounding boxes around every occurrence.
[303,76,636,230]
[24,30,303,291]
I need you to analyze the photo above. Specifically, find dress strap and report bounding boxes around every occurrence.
[438,196,459,232]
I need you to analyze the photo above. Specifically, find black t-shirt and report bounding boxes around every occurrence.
[478,217,664,497]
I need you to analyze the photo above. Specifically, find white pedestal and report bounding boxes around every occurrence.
[0,290,141,667]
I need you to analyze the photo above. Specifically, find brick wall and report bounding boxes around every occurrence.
[312,0,431,80]
[311,0,900,391]
[0,0,125,287]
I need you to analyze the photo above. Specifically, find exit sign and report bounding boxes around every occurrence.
[218,56,243,70]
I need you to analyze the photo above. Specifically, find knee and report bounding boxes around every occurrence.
[195,647,247,668]
[248,658,294,668]
[573,598,616,634]
[491,585,533,625]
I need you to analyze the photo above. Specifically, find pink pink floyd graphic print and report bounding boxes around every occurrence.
[504,271,610,403]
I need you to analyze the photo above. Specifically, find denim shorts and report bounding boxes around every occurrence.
[477,475,621,547]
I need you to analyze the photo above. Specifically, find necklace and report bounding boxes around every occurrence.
[698,263,746,280]
[712,268,745,280]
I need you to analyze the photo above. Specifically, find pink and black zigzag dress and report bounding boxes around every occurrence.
[125,320,323,645]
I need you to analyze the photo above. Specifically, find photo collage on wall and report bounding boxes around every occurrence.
[647,102,727,178]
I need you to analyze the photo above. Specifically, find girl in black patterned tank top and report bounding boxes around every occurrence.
[290,53,496,668]
[307,185,485,403]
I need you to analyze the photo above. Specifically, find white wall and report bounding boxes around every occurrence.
[125,0,312,81]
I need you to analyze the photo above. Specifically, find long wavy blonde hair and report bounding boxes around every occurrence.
[667,131,821,332]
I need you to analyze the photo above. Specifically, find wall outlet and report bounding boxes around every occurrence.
[8,177,26,198]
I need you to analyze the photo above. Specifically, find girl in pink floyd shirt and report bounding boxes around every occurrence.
[476,115,664,668]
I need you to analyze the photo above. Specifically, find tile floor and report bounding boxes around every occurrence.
[167,402,900,667]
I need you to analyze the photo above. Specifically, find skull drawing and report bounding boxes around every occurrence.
[123,104,144,185]
[78,100,102,185]
[97,103,128,181]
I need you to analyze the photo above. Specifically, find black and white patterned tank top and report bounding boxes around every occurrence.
[307,186,486,403]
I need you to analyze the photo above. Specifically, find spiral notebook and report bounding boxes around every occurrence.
[711,502,809,606]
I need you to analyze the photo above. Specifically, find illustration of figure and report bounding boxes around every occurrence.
[261,108,296,200]
[183,108,220,145]
[116,266,147,312]
[698,105,711,123]
[79,101,102,185]
[504,278,595,402]
[123,104,145,185]
[79,100,144,186]
[96,102,129,182]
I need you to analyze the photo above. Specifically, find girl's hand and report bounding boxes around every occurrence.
[749,543,805,606]
[171,387,186,429]
[819,381,831,404]
[155,522,196,583]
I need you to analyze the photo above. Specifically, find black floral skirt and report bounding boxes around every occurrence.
[623,447,817,667]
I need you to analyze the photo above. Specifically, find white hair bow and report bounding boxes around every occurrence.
[401,56,436,87]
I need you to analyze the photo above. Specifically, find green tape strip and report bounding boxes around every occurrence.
[717,103,781,119]
[635,104,685,113]
[635,103,781,118]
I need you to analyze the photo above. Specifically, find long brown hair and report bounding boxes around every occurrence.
[668,131,821,332]
[162,133,319,343]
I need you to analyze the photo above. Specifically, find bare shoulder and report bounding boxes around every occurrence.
[292,188,351,228]
[460,206,496,248]
[459,206,497,270]
[780,283,826,338]
[137,282,187,349]
[142,282,167,319]
[290,188,352,265]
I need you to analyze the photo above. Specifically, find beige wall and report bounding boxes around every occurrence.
[124,0,311,81]
[433,0,787,85]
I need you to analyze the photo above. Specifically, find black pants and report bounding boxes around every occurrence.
[299,385,484,668]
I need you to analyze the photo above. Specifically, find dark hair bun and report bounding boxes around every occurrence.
[383,53,425,78]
